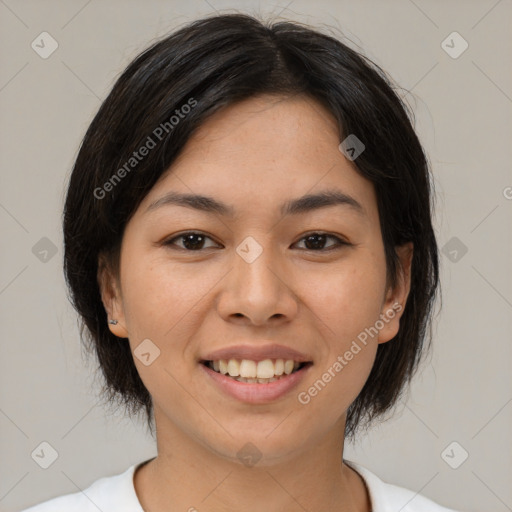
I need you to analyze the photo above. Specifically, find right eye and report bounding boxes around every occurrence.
[162,231,221,251]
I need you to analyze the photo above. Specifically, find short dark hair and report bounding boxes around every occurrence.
[63,12,440,440]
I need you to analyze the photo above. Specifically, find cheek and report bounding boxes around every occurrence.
[302,253,387,345]
[297,283,381,425]
[120,253,194,333]
[121,264,167,338]
[120,253,217,374]
[119,259,195,399]
[294,250,385,414]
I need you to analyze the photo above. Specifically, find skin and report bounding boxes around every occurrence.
[99,94,413,512]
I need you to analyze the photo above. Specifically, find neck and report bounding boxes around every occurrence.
[134,414,370,512]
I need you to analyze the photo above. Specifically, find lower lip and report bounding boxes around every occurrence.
[199,363,312,404]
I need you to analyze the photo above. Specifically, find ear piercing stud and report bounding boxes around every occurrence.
[109,319,118,325]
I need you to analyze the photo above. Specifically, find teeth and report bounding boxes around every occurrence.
[235,376,281,383]
[239,359,257,378]
[209,358,304,380]
[227,359,240,377]
[256,359,275,379]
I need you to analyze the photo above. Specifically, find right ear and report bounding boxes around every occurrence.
[97,254,128,338]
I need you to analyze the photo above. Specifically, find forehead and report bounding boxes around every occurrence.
[174,94,341,170]
[138,94,378,224]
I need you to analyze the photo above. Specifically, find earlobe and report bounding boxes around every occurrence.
[107,316,128,339]
[97,256,129,338]
[377,242,413,345]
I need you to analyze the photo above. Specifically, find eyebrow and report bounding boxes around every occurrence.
[145,189,366,218]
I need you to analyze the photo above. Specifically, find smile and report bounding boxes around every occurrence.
[199,358,313,404]
[203,358,307,383]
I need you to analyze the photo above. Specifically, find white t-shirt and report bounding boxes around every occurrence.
[20,459,461,512]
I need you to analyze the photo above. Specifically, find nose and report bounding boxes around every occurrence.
[216,241,299,327]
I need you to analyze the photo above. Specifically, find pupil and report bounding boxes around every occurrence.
[184,234,204,250]
[305,234,326,250]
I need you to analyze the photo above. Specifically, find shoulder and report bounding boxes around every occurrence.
[345,460,462,512]
[20,464,142,512]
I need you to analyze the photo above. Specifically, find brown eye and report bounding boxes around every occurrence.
[164,232,219,251]
[293,233,349,251]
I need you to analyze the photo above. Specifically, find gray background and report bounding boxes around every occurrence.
[1,1,511,511]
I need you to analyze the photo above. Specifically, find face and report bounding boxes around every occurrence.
[100,94,412,465]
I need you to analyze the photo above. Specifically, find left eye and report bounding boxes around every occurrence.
[293,233,348,251]
[163,232,349,252]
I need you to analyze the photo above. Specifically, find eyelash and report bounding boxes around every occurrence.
[162,231,350,253]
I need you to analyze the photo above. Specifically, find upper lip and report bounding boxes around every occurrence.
[201,343,313,363]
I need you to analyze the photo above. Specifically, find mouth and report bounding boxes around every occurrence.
[198,344,313,403]
[199,357,313,404]
[200,358,312,384]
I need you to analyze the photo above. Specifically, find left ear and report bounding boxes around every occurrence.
[377,242,413,345]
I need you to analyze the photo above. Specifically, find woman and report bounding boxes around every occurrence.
[22,13,460,512]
